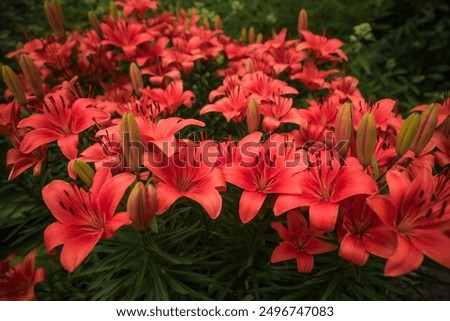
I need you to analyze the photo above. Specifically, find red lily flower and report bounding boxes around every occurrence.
[291,61,338,91]
[242,71,299,100]
[297,30,348,63]
[145,141,226,219]
[115,0,158,18]
[143,80,195,115]
[274,156,378,231]
[223,132,307,223]
[0,249,45,301]
[101,19,154,61]
[352,98,401,132]
[326,76,362,103]
[6,144,47,181]
[18,92,108,160]
[338,195,396,266]
[43,167,135,272]
[367,170,450,276]
[260,96,306,132]
[200,86,249,123]
[271,210,337,273]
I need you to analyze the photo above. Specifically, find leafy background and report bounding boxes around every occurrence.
[0,0,449,300]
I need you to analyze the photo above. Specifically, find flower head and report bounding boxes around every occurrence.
[43,167,135,272]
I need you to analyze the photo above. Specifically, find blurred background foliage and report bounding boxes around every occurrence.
[1,0,449,110]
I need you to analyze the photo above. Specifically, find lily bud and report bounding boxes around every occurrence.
[248,27,255,43]
[74,160,94,187]
[127,182,157,231]
[18,54,44,99]
[334,102,353,158]
[88,11,103,38]
[256,33,263,43]
[410,103,439,156]
[356,112,376,167]
[120,112,143,173]
[2,65,27,106]
[129,63,143,96]
[110,1,118,21]
[246,99,260,133]
[245,58,254,73]
[214,15,222,30]
[44,0,65,39]
[189,7,198,17]
[202,17,210,30]
[298,9,308,37]
[241,27,247,43]
[396,113,419,157]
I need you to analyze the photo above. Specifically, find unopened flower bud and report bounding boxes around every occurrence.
[396,113,419,157]
[256,33,263,43]
[246,99,260,133]
[127,182,157,231]
[245,58,254,73]
[18,54,44,99]
[189,7,198,17]
[74,160,94,187]
[120,112,143,173]
[298,9,308,37]
[356,112,376,167]
[129,63,143,96]
[88,11,103,38]
[248,27,255,43]
[410,103,439,156]
[44,0,65,39]
[334,102,353,158]
[241,27,247,43]
[214,15,222,30]
[110,1,118,21]
[2,65,27,106]
[202,17,210,30]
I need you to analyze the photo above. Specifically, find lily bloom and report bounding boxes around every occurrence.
[115,0,158,18]
[260,96,306,132]
[271,210,337,273]
[18,93,108,160]
[274,156,378,231]
[0,249,45,301]
[43,167,135,272]
[297,30,348,63]
[223,132,307,223]
[143,80,195,115]
[101,19,154,61]
[200,86,249,123]
[242,71,299,101]
[6,145,47,181]
[145,141,226,219]
[291,61,338,91]
[367,170,450,276]
[338,195,396,266]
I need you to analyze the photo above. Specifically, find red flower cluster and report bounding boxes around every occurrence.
[0,0,449,292]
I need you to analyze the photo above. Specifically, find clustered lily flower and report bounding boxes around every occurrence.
[0,0,449,300]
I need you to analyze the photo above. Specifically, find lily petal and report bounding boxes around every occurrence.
[309,201,339,231]
[339,234,369,266]
[271,241,298,263]
[239,190,267,223]
[60,232,102,272]
[384,234,423,277]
